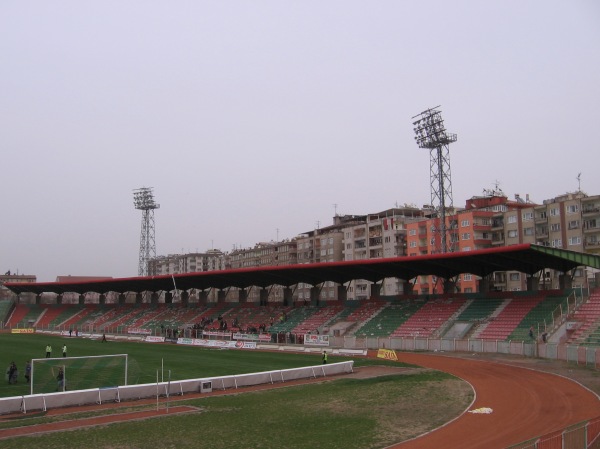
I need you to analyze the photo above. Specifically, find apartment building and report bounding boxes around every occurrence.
[147,250,226,302]
[226,240,298,303]
[343,207,423,300]
[407,191,599,294]
[149,250,226,275]
[407,192,533,294]
[0,272,36,302]
[296,214,363,303]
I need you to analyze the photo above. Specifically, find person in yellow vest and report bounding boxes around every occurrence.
[62,344,67,357]
[45,345,52,358]
[322,351,328,364]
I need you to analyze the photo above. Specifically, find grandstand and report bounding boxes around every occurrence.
[566,290,600,345]
[0,288,595,345]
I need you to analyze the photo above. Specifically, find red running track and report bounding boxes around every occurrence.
[390,353,600,449]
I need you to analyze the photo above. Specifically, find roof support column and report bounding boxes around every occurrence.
[181,290,189,305]
[164,291,172,304]
[99,294,106,305]
[79,294,85,305]
[57,294,63,305]
[35,294,41,305]
[217,289,226,303]
[478,277,490,293]
[136,293,143,304]
[198,290,208,305]
[527,276,540,292]
[152,292,160,304]
[559,274,572,290]
[401,280,413,296]
[119,293,126,305]
[239,288,248,303]
[310,286,320,306]
[336,285,347,302]
[370,283,381,300]
[259,288,268,306]
[283,287,293,306]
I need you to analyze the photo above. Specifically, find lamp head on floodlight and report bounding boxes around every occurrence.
[133,187,160,211]
[412,106,457,149]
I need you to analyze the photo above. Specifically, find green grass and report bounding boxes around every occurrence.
[0,333,474,448]
[0,332,402,398]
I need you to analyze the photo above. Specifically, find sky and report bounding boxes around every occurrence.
[1,1,599,282]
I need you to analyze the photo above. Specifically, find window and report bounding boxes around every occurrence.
[461,233,471,240]
[507,230,518,238]
[551,239,562,247]
[524,227,534,236]
[522,212,533,221]
[409,241,417,248]
[568,236,581,246]
[568,220,580,230]
[510,273,520,281]
[463,274,472,281]
[566,204,579,214]
[550,223,561,232]
[409,229,416,236]
[549,208,559,216]
[462,247,471,252]
[508,215,517,224]
[461,220,470,227]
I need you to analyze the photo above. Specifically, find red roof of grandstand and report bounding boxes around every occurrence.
[4,244,600,295]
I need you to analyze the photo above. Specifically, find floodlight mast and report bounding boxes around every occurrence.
[133,187,159,276]
[412,106,457,254]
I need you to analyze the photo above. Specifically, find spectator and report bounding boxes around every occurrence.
[7,362,17,384]
[56,367,65,391]
[24,361,31,383]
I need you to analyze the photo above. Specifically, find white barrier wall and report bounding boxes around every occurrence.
[0,360,354,415]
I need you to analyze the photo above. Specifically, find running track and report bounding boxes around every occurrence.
[0,353,598,448]
[391,353,600,448]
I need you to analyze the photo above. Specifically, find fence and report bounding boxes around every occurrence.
[0,360,354,415]
[326,335,600,368]
[506,416,600,449]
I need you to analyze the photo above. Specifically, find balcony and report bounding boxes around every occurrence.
[582,207,600,216]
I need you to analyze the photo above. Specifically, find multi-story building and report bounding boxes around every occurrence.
[407,191,533,294]
[148,250,226,302]
[226,241,298,303]
[149,250,226,275]
[582,195,600,256]
[407,190,599,294]
[0,272,36,302]
[296,214,364,303]
[343,207,423,300]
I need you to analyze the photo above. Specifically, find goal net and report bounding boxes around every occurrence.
[30,354,138,395]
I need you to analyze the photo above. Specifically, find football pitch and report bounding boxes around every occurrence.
[0,333,472,449]
[1,332,376,397]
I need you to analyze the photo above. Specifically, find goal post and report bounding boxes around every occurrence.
[30,354,130,395]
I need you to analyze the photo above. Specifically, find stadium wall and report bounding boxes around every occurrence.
[0,360,354,415]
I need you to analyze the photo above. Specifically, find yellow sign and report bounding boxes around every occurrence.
[11,328,35,334]
[377,348,398,361]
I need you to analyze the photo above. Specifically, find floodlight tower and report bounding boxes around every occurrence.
[412,106,457,253]
[133,187,159,276]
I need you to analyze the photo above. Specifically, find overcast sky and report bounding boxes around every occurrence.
[1,1,599,282]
